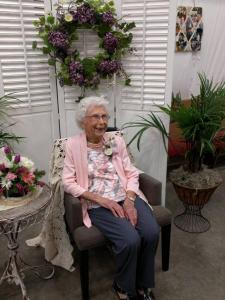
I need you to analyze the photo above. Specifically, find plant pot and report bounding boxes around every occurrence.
[170,168,222,233]
[0,187,43,208]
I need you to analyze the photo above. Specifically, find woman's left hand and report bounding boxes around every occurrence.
[123,202,137,226]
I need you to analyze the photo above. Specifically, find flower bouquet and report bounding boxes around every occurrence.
[0,147,45,206]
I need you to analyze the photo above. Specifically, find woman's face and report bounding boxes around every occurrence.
[82,105,109,142]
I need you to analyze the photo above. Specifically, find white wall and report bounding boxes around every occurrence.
[173,0,225,99]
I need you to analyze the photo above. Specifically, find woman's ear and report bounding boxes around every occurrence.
[80,119,86,129]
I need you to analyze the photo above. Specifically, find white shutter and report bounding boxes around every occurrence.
[0,0,60,176]
[0,0,54,108]
[120,0,170,110]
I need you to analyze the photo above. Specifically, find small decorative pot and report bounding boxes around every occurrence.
[0,187,43,208]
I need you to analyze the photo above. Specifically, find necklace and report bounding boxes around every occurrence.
[87,140,103,149]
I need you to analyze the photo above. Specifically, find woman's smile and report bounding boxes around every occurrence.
[83,106,109,143]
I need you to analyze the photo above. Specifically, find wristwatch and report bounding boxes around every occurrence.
[126,195,135,202]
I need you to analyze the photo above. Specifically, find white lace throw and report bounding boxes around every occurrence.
[26,138,75,272]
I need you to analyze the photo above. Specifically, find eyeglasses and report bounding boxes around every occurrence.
[85,114,110,121]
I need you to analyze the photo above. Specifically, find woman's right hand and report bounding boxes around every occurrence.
[101,198,125,218]
[81,191,125,218]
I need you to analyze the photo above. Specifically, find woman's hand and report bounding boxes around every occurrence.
[123,201,137,226]
[101,198,125,218]
[81,191,125,218]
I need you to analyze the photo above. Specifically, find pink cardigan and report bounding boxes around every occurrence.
[62,132,147,227]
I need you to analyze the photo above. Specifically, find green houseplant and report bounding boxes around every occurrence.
[123,73,225,232]
[0,93,23,148]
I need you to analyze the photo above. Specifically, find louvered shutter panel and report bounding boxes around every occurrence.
[0,0,60,176]
[120,0,170,110]
[0,0,54,107]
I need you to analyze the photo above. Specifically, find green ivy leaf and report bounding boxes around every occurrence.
[82,58,97,77]
[47,15,55,25]
[39,16,46,25]
[123,22,136,32]
[42,35,50,45]
[118,22,126,30]
[64,57,71,65]
[63,77,72,85]
[43,47,51,54]
[125,78,131,86]
[33,20,39,27]
[108,1,114,6]
[97,24,111,38]
[32,41,37,49]
[48,58,56,66]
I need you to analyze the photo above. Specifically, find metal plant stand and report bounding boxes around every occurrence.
[0,185,54,300]
[174,204,210,233]
[172,182,221,233]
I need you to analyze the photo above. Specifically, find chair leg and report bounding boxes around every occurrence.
[78,249,89,300]
[161,224,171,271]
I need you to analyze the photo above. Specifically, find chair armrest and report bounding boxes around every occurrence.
[64,193,83,233]
[139,173,162,206]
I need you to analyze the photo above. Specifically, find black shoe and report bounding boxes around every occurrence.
[138,289,155,300]
[112,281,138,300]
[113,281,128,300]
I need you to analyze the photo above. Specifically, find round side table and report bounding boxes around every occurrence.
[0,185,54,300]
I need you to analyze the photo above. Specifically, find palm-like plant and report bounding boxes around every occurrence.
[0,93,23,148]
[123,73,225,173]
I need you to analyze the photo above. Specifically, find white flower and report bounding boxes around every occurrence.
[2,159,13,169]
[20,156,35,171]
[64,13,73,22]
[104,147,113,156]
[103,136,115,156]
[1,178,12,190]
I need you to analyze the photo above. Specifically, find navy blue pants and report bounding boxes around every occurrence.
[89,197,160,297]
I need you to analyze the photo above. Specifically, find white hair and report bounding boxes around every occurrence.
[76,95,109,128]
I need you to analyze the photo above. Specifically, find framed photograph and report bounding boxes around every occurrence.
[176,6,203,52]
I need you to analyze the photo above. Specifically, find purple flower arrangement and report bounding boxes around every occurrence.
[102,11,115,25]
[74,4,95,25]
[33,0,136,97]
[103,32,118,53]
[98,60,121,76]
[0,147,45,198]
[48,31,69,49]
[69,61,84,85]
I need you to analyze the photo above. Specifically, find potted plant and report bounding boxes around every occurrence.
[123,73,225,232]
[0,92,23,148]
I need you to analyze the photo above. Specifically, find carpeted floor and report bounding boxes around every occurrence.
[0,167,225,300]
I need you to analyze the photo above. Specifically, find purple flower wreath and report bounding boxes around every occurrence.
[32,0,135,100]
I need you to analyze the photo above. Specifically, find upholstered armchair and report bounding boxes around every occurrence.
[64,173,172,300]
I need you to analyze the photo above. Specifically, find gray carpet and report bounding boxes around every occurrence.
[0,167,225,300]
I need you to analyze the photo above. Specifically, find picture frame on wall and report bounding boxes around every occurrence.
[176,6,203,52]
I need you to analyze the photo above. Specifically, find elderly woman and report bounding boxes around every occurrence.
[62,96,160,300]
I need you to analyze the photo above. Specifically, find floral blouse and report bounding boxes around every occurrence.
[87,147,126,209]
